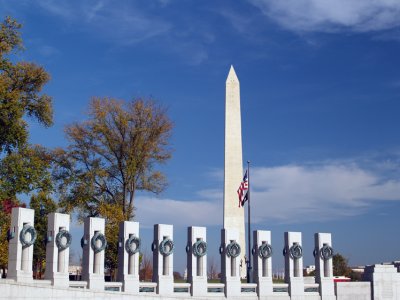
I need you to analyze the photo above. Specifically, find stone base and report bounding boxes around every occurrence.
[288,277,304,300]
[122,275,139,294]
[87,273,104,291]
[224,278,241,297]
[335,282,371,300]
[191,279,208,296]
[50,272,69,288]
[319,278,335,300]
[156,276,173,295]
[7,270,33,283]
[257,278,273,296]
[364,264,400,300]
[321,295,336,300]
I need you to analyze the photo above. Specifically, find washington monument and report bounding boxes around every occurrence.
[223,65,246,276]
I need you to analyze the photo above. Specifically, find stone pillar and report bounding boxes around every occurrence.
[253,230,273,296]
[117,221,140,294]
[314,233,335,300]
[284,232,304,300]
[187,226,207,296]
[221,228,241,297]
[44,213,71,287]
[81,217,106,290]
[7,207,36,283]
[152,224,174,295]
[363,264,400,300]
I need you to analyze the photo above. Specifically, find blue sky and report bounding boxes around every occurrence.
[2,0,400,273]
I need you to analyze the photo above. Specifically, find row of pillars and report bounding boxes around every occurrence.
[7,207,335,299]
[7,208,141,292]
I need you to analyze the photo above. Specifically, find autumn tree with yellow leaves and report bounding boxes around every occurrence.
[53,98,172,219]
[53,97,173,275]
[0,16,54,274]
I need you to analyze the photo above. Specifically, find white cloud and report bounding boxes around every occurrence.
[30,0,213,64]
[36,0,74,19]
[135,197,221,228]
[219,9,253,34]
[37,45,60,57]
[26,38,60,57]
[249,0,400,33]
[135,161,400,227]
[195,188,223,201]
[35,0,171,44]
[251,163,400,223]
[158,0,171,7]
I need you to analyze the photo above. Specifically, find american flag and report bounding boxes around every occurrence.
[237,170,248,207]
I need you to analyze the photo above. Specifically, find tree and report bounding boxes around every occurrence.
[0,145,53,196]
[173,271,183,281]
[0,16,53,197]
[97,202,125,280]
[52,97,172,277]
[208,257,218,280]
[53,97,172,220]
[30,192,57,279]
[333,253,352,277]
[0,16,53,155]
[139,252,153,281]
[0,16,53,275]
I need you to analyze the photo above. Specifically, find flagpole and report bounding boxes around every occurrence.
[246,160,253,283]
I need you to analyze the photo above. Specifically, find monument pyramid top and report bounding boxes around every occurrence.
[226,65,239,83]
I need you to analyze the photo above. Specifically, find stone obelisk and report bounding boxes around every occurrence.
[223,65,246,276]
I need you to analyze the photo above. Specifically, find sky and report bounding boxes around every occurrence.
[2,0,400,274]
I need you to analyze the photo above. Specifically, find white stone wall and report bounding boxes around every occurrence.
[335,282,371,300]
[0,280,226,300]
[0,279,377,300]
[364,264,400,300]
